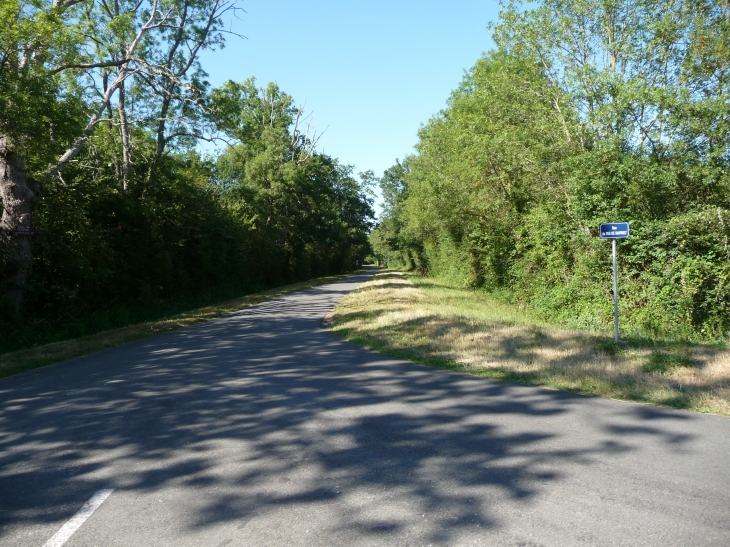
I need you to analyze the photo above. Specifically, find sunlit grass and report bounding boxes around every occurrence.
[1,272,359,379]
[329,270,730,416]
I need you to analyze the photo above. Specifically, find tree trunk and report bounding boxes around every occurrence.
[0,135,35,314]
[148,93,171,185]
[118,80,132,190]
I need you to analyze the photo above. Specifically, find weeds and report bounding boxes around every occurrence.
[643,352,694,375]
[329,271,730,416]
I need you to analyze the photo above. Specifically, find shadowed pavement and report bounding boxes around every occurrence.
[1,267,729,546]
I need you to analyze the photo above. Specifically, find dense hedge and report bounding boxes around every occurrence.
[371,0,730,340]
[1,83,374,351]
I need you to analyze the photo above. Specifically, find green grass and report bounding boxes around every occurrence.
[0,271,360,379]
[642,352,694,375]
[328,270,730,416]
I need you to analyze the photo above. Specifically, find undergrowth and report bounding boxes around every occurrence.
[329,270,730,416]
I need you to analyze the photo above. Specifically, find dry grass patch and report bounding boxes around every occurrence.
[1,272,358,379]
[329,270,730,416]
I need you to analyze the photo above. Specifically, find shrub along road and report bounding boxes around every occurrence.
[1,267,728,546]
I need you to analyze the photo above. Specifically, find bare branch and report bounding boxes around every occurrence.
[52,0,85,9]
[50,58,129,75]
[47,0,176,177]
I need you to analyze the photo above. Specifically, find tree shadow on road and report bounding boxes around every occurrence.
[0,273,715,546]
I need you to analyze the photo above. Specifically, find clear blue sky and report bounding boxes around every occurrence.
[199,1,501,212]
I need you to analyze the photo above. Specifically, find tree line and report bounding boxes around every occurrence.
[0,1,374,351]
[371,0,730,340]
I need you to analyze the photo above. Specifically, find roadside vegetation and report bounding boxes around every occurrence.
[1,271,356,378]
[1,1,374,354]
[361,1,730,414]
[370,0,730,342]
[330,271,730,415]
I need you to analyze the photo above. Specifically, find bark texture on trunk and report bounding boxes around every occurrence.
[148,94,171,185]
[118,80,132,191]
[0,135,35,314]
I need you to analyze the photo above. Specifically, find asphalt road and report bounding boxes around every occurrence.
[1,267,729,546]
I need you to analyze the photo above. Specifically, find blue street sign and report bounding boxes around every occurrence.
[599,222,630,342]
[599,222,629,239]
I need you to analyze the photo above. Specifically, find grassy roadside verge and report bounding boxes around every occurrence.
[1,271,360,379]
[328,270,730,416]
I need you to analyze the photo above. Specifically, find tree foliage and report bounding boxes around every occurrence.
[0,6,374,350]
[373,0,730,340]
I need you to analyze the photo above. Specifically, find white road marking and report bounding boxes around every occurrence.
[42,489,114,547]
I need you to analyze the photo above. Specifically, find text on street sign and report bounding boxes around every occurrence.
[599,222,629,239]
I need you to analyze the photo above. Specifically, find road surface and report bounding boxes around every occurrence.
[1,268,729,546]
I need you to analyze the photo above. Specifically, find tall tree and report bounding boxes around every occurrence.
[1,0,86,312]
[493,0,730,160]
[211,79,373,279]
[380,0,730,337]
[0,0,240,312]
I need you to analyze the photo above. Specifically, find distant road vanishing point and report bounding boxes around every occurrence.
[1,267,729,546]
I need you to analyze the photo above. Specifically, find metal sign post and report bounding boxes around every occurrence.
[612,239,619,342]
[599,223,630,343]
